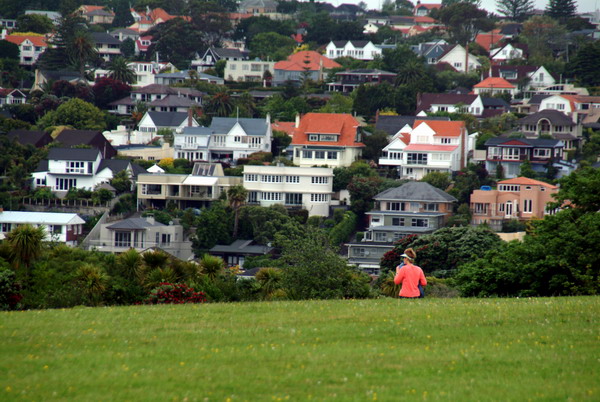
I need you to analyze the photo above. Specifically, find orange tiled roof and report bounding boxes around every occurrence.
[275,51,341,72]
[414,16,436,23]
[81,5,105,12]
[475,31,504,52]
[415,3,442,10]
[291,113,364,147]
[5,34,48,47]
[499,177,558,189]
[272,121,295,135]
[413,120,466,137]
[474,77,515,89]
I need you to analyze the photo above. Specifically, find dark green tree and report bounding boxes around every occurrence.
[119,38,136,59]
[146,18,203,69]
[567,41,600,87]
[108,56,136,84]
[496,0,534,21]
[347,175,384,217]
[421,171,452,191]
[192,202,232,256]
[548,166,600,214]
[545,0,577,21]
[15,14,54,34]
[0,40,20,60]
[437,3,494,45]
[112,0,135,27]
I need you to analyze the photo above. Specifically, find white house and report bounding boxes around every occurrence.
[0,211,85,246]
[325,40,383,61]
[490,43,525,63]
[0,88,26,105]
[528,66,556,89]
[224,59,275,82]
[174,116,272,164]
[4,34,48,66]
[437,44,481,73]
[137,111,199,135]
[243,165,334,217]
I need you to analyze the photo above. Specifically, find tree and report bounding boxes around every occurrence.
[421,171,451,191]
[68,31,98,80]
[112,0,135,27]
[36,98,107,131]
[189,0,232,47]
[437,3,494,45]
[37,14,86,72]
[546,0,577,21]
[199,254,225,281]
[73,263,110,306]
[548,166,600,214]
[92,77,131,109]
[146,18,203,69]
[347,176,384,217]
[519,159,537,178]
[317,93,354,114]
[567,41,600,88]
[361,130,389,161]
[15,14,54,34]
[521,16,568,64]
[249,32,297,61]
[192,202,232,256]
[5,224,46,273]
[110,170,132,194]
[227,185,248,239]
[108,57,136,84]
[0,40,20,60]
[496,0,534,21]
[204,92,234,117]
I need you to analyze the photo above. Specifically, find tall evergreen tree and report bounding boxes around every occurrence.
[37,14,87,72]
[112,0,134,28]
[496,0,534,21]
[546,0,577,20]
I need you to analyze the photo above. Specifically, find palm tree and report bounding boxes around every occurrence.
[74,263,110,306]
[116,248,144,282]
[395,59,426,86]
[200,254,225,281]
[68,30,97,80]
[108,56,136,84]
[227,185,248,238]
[5,224,46,274]
[255,268,283,299]
[206,92,234,117]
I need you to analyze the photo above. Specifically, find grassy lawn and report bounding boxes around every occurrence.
[1,297,599,401]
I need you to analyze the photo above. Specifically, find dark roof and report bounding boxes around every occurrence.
[147,111,189,127]
[481,97,510,108]
[97,159,146,177]
[374,181,457,203]
[517,110,576,126]
[47,147,100,161]
[209,117,269,136]
[132,84,204,97]
[191,163,220,176]
[375,115,450,136]
[39,70,81,81]
[54,130,117,159]
[210,240,273,255]
[106,217,165,230]
[484,137,563,147]
[149,95,198,107]
[7,130,52,147]
[336,68,396,76]
[91,32,122,45]
[499,23,522,35]
[491,65,537,79]
[212,47,249,59]
[416,93,478,113]
[527,94,551,105]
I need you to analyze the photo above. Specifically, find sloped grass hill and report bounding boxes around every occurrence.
[1,297,599,400]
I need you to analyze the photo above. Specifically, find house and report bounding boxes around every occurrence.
[289,113,364,168]
[224,59,275,83]
[327,69,397,93]
[378,120,471,179]
[411,39,449,64]
[331,3,365,21]
[129,61,175,86]
[4,34,48,66]
[238,0,277,14]
[413,2,442,16]
[0,211,85,246]
[490,65,538,90]
[243,165,334,217]
[108,84,204,115]
[7,129,53,147]
[135,35,152,56]
[128,7,188,33]
[115,143,174,161]
[138,111,199,135]
[77,5,115,25]
[192,47,250,72]
[91,32,122,62]
[92,215,192,260]
[416,93,484,116]
[0,88,26,105]
[474,30,505,53]
[210,239,274,268]
[473,77,518,98]
[154,70,224,86]
[0,17,16,30]
[515,110,581,151]
[325,41,384,61]
[54,130,117,159]
[32,69,83,92]
[137,162,242,209]
[483,137,565,179]
[437,44,481,73]
[374,114,450,137]
[110,28,140,42]
[538,94,600,122]
[346,181,456,273]
[469,177,559,231]
[174,116,272,164]
[490,43,526,64]
[273,51,341,87]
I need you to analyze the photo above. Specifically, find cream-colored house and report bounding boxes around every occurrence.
[224,59,275,82]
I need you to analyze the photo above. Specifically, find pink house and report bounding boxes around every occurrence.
[470,177,559,231]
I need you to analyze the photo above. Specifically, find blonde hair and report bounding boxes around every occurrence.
[404,248,416,261]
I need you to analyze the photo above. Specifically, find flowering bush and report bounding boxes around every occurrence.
[143,282,207,304]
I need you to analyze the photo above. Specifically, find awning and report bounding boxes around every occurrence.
[182,176,218,186]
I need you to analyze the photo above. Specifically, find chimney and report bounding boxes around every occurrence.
[295,113,300,128]
[188,108,193,127]
[146,215,155,225]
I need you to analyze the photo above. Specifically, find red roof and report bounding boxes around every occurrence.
[405,144,458,152]
[413,120,466,137]
[475,31,504,52]
[414,16,436,24]
[275,51,341,72]
[415,3,442,10]
[474,77,515,89]
[291,113,364,147]
[272,121,295,135]
[5,34,48,47]
[499,177,558,189]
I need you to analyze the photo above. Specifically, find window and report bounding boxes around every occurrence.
[161,234,171,245]
[441,138,452,144]
[285,193,302,205]
[499,184,520,192]
[424,203,439,212]
[246,174,258,182]
[309,134,319,141]
[311,177,329,184]
[303,150,312,158]
[248,191,258,203]
[327,151,338,160]
[315,151,325,159]
[320,134,337,142]
[49,225,63,234]
[388,202,405,211]
[114,231,131,248]
[55,178,77,191]
[411,218,428,227]
[286,176,299,183]
[141,184,161,195]
[523,199,533,213]
[1,223,12,232]
[392,217,404,226]
[261,175,283,183]
[66,161,85,174]
[310,194,329,202]
[503,148,519,160]
[353,247,366,257]
[474,203,488,214]
[375,232,387,242]
[261,192,282,201]
[407,153,428,165]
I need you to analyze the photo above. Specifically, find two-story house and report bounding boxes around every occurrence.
[379,120,470,179]
[4,34,48,66]
[473,77,518,98]
[290,113,364,168]
[411,39,449,64]
[77,5,115,24]
[325,40,384,61]
[437,44,481,73]
[515,110,581,152]
[346,181,456,273]
[54,130,117,159]
[0,211,85,246]
[490,43,526,64]
[273,51,341,87]
[175,116,272,164]
[137,111,199,135]
[0,88,26,105]
[224,59,275,82]
[470,177,559,231]
[192,47,250,72]
[137,162,242,209]
[91,32,122,62]
[327,69,397,93]
[108,84,204,115]
[413,2,441,16]
[242,165,334,217]
[484,137,565,179]
[416,93,484,116]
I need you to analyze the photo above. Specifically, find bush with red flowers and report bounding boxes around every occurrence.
[143,282,206,304]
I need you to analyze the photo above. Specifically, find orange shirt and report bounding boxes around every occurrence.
[394,263,427,298]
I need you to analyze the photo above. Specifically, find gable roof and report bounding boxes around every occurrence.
[416,93,478,113]
[375,115,451,136]
[106,217,165,230]
[147,111,190,127]
[413,120,466,137]
[291,113,363,147]
[274,51,341,72]
[0,211,85,225]
[47,147,100,161]
[7,130,52,147]
[209,117,269,136]
[475,31,504,52]
[91,32,122,45]
[517,110,575,126]
[54,130,117,158]
[4,34,48,47]
[474,77,516,89]
[375,181,457,203]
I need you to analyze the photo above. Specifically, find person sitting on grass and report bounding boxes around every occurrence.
[394,248,427,299]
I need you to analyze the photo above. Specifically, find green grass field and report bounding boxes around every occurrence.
[1,297,599,401]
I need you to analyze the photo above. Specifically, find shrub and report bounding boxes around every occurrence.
[143,282,206,304]
[0,264,22,310]
[423,277,460,298]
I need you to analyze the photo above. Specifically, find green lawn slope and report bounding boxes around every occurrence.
[2,297,599,401]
